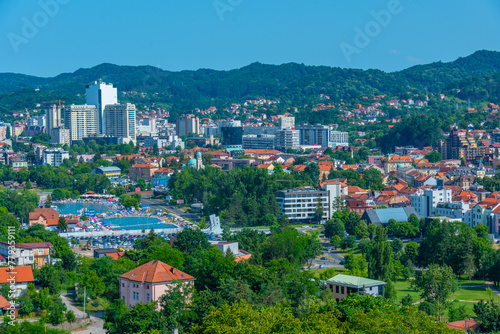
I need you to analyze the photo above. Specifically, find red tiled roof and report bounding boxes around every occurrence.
[29,208,59,226]
[106,252,125,260]
[0,241,53,249]
[445,319,481,332]
[119,260,195,283]
[130,164,157,168]
[0,295,10,309]
[0,266,34,284]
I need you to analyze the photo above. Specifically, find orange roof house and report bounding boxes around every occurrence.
[119,260,195,309]
[445,319,481,332]
[0,266,34,297]
[29,208,59,227]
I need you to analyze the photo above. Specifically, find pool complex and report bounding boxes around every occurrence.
[56,203,116,215]
[101,217,177,230]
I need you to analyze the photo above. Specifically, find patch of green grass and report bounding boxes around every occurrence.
[394,279,421,303]
[451,286,500,302]
[440,301,476,322]
[74,297,110,313]
[308,267,347,279]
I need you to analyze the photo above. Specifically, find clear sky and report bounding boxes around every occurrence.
[0,0,499,77]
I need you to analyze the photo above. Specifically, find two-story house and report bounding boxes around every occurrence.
[119,260,195,309]
[0,242,53,268]
[29,208,59,229]
[0,266,34,297]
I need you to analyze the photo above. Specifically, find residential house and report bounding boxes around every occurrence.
[382,155,412,173]
[0,266,34,297]
[0,242,53,268]
[119,260,195,309]
[129,163,158,182]
[325,274,386,302]
[28,208,59,228]
[215,242,252,262]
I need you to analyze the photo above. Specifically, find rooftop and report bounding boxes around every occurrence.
[119,260,195,283]
[326,274,386,288]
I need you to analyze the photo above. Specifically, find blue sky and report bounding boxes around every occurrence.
[0,0,499,77]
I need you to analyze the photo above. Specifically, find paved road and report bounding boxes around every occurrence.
[61,293,105,334]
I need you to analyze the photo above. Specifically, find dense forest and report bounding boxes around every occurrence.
[1,50,499,120]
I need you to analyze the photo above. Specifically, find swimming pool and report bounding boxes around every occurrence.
[101,217,177,230]
[56,203,116,215]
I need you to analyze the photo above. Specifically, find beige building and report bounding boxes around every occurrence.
[64,104,99,142]
[326,274,386,302]
[104,103,137,143]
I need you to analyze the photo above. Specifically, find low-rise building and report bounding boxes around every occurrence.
[0,266,34,298]
[119,260,195,309]
[92,166,121,180]
[129,163,158,182]
[325,274,386,302]
[42,147,69,167]
[0,242,53,268]
[28,208,59,228]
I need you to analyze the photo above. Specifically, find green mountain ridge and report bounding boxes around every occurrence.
[0,50,499,114]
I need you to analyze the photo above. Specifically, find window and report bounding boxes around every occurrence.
[335,286,339,293]
[122,283,125,287]
[147,285,150,290]
[341,287,344,294]
[147,293,150,302]
[336,298,339,302]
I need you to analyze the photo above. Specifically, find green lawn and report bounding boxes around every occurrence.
[394,279,500,304]
[73,296,110,313]
[308,267,347,279]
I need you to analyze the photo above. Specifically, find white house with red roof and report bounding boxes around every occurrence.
[119,260,195,308]
[0,266,34,297]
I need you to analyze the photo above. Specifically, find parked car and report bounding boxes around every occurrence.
[320,257,328,260]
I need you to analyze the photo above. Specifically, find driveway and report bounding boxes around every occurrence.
[60,293,105,334]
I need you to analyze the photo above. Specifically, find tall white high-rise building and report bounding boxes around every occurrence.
[176,114,200,137]
[104,103,136,143]
[85,81,117,134]
[64,104,99,143]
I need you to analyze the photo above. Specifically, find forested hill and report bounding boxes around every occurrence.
[0,50,500,112]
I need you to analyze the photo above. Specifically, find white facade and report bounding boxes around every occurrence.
[64,104,98,142]
[411,188,452,217]
[85,81,118,134]
[42,148,70,167]
[279,116,295,130]
[329,131,349,147]
[51,127,70,146]
[176,114,200,137]
[276,183,341,221]
[435,201,470,219]
[104,103,137,143]
[275,129,300,151]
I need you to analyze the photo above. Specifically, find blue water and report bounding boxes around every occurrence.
[56,203,116,215]
[100,217,177,230]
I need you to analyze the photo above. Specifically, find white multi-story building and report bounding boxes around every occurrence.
[276,183,341,222]
[42,148,70,167]
[64,104,99,143]
[279,116,295,130]
[86,81,118,134]
[411,187,453,217]
[329,131,349,147]
[435,201,470,219]
[275,129,300,152]
[296,124,330,146]
[27,115,46,127]
[104,103,137,143]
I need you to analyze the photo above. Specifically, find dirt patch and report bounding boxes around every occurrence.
[46,318,91,331]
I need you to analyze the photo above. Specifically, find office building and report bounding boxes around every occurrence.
[296,124,330,146]
[219,119,243,149]
[64,104,99,143]
[176,114,200,137]
[104,103,137,143]
[274,129,300,152]
[329,131,349,147]
[42,148,70,167]
[85,81,118,134]
[276,183,341,222]
[242,134,276,150]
